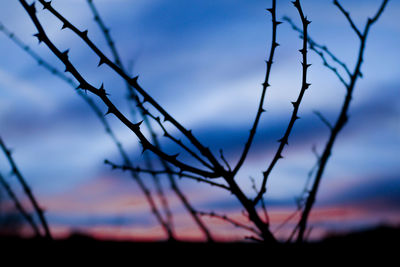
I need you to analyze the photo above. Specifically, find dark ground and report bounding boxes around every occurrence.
[0,225,398,261]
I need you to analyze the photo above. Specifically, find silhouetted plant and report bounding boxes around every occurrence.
[3,0,389,243]
[0,137,51,239]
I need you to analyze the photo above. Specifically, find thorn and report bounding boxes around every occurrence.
[278,154,284,159]
[275,21,283,26]
[262,81,270,87]
[273,42,280,48]
[33,33,43,44]
[265,60,273,66]
[28,2,36,14]
[61,49,69,59]
[64,65,71,73]
[133,120,143,128]
[291,101,298,108]
[266,8,273,14]
[98,83,107,95]
[291,0,300,7]
[302,62,312,68]
[163,115,171,122]
[295,116,300,120]
[131,76,139,84]
[76,83,85,90]
[278,138,288,145]
[61,23,68,30]
[299,48,307,54]
[141,142,149,154]
[304,18,312,25]
[105,107,113,116]
[169,153,180,160]
[98,57,106,67]
[261,108,266,113]
[304,83,311,89]
[81,30,88,37]
[42,1,52,10]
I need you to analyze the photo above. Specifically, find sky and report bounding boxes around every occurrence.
[0,0,399,241]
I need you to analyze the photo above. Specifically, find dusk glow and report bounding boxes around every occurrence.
[0,0,399,242]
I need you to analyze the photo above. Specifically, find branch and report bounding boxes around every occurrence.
[198,211,262,237]
[333,0,362,39]
[37,0,223,172]
[233,0,280,175]
[0,172,41,237]
[296,0,389,243]
[254,0,311,205]
[104,160,231,191]
[19,0,218,179]
[134,96,214,170]
[88,0,216,238]
[313,110,333,130]
[282,16,350,87]
[0,21,176,239]
[0,137,52,239]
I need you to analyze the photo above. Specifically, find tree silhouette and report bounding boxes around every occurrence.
[0,0,391,244]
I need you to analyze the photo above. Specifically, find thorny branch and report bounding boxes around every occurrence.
[104,160,230,191]
[36,0,224,173]
[198,211,262,236]
[87,0,213,240]
[282,16,351,87]
[0,172,41,237]
[233,0,281,175]
[253,0,312,205]
[0,22,175,239]
[19,0,219,179]
[0,137,52,239]
[295,0,389,243]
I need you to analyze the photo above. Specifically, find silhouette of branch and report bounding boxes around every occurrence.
[333,0,362,39]
[0,172,41,237]
[36,0,223,173]
[19,0,218,179]
[134,97,214,170]
[313,110,333,130]
[87,0,214,240]
[233,0,280,175]
[283,15,352,81]
[0,22,176,240]
[296,0,389,243]
[254,0,311,205]
[198,211,262,236]
[250,177,269,223]
[0,137,52,239]
[104,160,230,191]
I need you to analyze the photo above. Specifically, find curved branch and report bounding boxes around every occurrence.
[254,0,311,205]
[233,0,280,175]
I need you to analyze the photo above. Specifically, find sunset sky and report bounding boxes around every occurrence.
[0,0,399,241]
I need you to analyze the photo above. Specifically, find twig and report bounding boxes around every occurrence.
[87,0,214,240]
[104,160,230,191]
[333,0,362,39]
[19,0,218,179]
[296,0,389,243]
[37,0,224,173]
[254,0,311,205]
[233,0,281,175]
[0,137,52,239]
[198,211,262,236]
[0,172,41,237]
[0,22,175,240]
[250,177,269,223]
[282,15,352,82]
[313,110,333,130]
